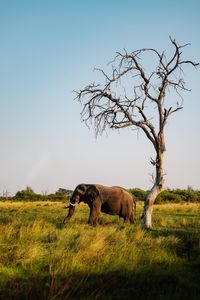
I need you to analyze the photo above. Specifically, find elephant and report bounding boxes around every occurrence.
[63,184,136,225]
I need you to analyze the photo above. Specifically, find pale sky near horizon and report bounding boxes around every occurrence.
[0,0,200,195]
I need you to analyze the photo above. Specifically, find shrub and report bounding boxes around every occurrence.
[55,188,72,196]
[155,191,183,204]
[129,188,146,202]
[13,189,68,202]
[173,189,200,202]
[14,189,39,201]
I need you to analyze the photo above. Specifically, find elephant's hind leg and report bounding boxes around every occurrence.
[129,212,135,224]
[123,215,129,223]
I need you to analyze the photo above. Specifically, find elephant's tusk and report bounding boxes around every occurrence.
[64,202,76,209]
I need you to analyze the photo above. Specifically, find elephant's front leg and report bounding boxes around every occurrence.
[88,201,101,226]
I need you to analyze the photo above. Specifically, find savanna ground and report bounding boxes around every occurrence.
[0,201,199,300]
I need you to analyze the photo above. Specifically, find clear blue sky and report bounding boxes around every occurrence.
[0,0,200,194]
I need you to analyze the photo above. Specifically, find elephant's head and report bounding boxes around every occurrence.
[70,184,99,204]
[63,184,99,223]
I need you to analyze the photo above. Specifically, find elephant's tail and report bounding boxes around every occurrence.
[132,198,136,222]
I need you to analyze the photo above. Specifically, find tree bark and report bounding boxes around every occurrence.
[140,184,162,229]
[141,144,165,229]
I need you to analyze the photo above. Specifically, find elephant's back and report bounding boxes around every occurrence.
[96,185,125,198]
[96,185,133,204]
[96,184,129,193]
[112,186,133,201]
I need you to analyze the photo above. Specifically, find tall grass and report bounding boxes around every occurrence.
[0,201,199,299]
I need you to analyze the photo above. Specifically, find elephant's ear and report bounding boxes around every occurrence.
[77,184,88,195]
[86,185,99,202]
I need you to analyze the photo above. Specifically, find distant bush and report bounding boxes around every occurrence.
[172,189,200,202]
[46,193,69,202]
[12,188,70,202]
[55,188,72,196]
[155,191,183,204]
[15,189,39,201]
[129,188,146,202]
[0,196,13,202]
[129,188,200,204]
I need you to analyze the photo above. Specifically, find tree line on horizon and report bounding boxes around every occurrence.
[0,186,200,203]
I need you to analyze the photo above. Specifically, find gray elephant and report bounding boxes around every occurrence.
[63,184,136,225]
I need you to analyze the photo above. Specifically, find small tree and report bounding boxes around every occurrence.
[55,188,73,196]
[75,37,198,229]
[26,186,34,193]
[15,187,35,200]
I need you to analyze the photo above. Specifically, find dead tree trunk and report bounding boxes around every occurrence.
[141,140,165,228]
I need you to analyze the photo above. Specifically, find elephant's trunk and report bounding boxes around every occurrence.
[63,204,76,223]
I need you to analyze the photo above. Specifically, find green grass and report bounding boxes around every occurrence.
[0,201,200,300]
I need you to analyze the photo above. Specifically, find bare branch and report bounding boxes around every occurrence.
[75,37,198,155]
[179,60,199,67]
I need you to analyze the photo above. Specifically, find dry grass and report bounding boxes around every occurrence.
[0,201,199,299]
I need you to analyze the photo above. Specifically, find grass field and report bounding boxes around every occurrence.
[0,201,200,300]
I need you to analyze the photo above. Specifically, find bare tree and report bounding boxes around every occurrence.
[75,37,198,229]
[2,190,11,198]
